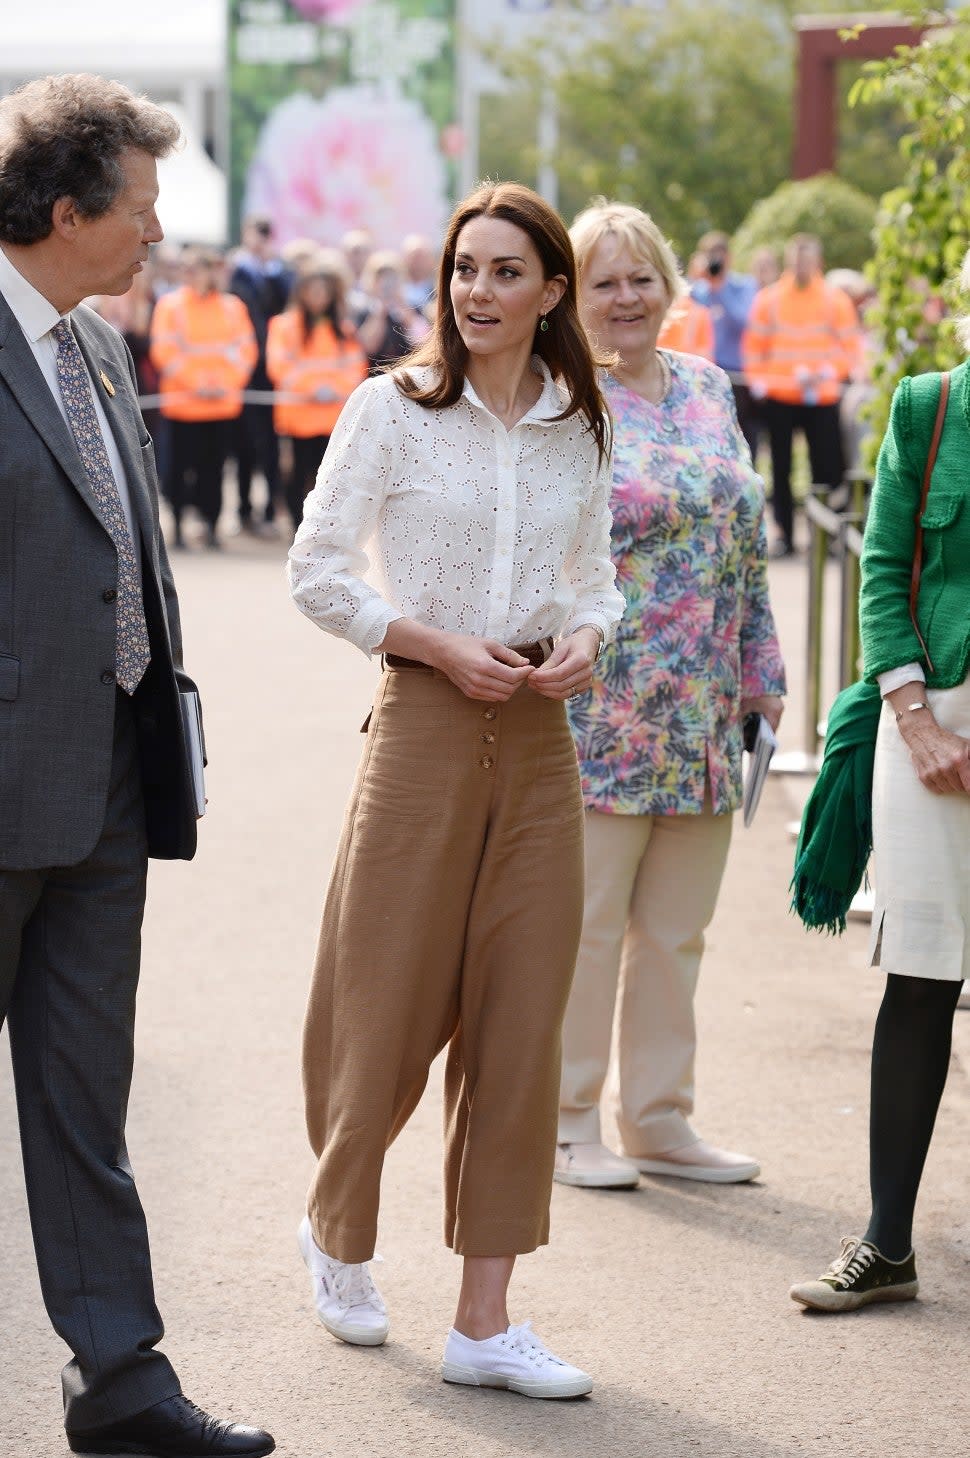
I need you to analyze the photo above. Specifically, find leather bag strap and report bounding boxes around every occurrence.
[909,371,950,674]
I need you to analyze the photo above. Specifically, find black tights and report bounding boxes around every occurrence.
[864,973,961,1260]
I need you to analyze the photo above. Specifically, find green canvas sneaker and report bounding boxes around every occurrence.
[790,1236,919,1312]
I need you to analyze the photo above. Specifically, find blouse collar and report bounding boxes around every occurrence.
[461,354,565,428]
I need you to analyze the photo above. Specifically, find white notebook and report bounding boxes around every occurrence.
[742,715,777,828]
[178,690,206,818]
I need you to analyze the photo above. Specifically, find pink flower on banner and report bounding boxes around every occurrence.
[287,0,367,21]
[243,90,447,249]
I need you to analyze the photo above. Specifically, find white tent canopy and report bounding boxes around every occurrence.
[156,105,227,246]
[2,0,223,76]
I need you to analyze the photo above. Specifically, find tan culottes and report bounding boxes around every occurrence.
[558,801,732,1156]
[303,662,585,1263]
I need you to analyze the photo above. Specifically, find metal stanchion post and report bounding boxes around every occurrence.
[772,485,828,776]
[838,517,864,690]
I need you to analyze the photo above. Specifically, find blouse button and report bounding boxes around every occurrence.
[482,707,497,720]
[480,755,495,769]
[482,732,495,744]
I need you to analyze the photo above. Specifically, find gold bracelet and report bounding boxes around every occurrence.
[895,701,929,721]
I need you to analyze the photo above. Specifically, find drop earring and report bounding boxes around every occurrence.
[539,314,550,333]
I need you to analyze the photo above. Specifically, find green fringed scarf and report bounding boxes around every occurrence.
[790,679,883,935]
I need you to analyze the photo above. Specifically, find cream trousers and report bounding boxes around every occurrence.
[558,803,732,1156]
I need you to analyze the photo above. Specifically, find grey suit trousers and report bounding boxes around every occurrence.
[0,692,180,1431]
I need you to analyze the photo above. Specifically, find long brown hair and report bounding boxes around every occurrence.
[396,181,612,464]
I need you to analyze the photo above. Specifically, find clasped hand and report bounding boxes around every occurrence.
[431,630,599,703]
[899,713,970,795]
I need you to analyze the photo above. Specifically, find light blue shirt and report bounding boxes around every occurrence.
[691,272,757,376]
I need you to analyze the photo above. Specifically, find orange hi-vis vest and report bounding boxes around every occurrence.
[741,271,860,406]
[149,287,258,422]
[266,311,368,439]
[657,296,715,359]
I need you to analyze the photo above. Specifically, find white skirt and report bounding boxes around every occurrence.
[869,675,970,981]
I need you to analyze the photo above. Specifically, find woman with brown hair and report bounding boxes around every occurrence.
[266,253,367,532]
[288,181,623,1398]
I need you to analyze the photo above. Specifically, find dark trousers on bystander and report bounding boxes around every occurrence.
[165,418,230,536]
[234,403,280,524]
[286,434,330,533]
[761,399,843,552]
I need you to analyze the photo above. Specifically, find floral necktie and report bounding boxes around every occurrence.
[52,320,150,694]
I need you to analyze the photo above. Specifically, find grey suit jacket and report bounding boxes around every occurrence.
[0,293,199,869]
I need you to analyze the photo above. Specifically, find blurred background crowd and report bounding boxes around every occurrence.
[86,216,882,554]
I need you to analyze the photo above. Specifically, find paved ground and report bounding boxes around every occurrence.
[2,518,969,1457]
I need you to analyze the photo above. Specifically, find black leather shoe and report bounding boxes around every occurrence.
[66,1394,275,1457]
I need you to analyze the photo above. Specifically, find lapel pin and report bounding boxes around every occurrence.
[100,370,116,397]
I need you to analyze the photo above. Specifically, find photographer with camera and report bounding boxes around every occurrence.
[691,231,759,460]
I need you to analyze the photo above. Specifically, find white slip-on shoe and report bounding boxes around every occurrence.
[633,1138,760,1184]
[554,1141,640,1189]
[297,1216,389,1346]
[442,1321,593,1399]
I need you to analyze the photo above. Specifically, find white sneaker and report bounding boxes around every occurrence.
[297,1216,389,1346]
[632,1138,760,1184]
[442,1321,593,1399]
[554,1141,640,1189]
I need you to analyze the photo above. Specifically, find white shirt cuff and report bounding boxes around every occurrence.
[877,663,925,697]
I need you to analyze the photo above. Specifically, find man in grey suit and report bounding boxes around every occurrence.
[0,75,274,1457]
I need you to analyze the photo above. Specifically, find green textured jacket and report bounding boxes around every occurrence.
[860,362,970,689]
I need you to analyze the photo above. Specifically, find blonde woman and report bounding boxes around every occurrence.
[556,202,786,1190]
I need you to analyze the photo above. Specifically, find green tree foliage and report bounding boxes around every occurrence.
[480,0,898,256]
[850,4,970,454]
[732,174,877,271]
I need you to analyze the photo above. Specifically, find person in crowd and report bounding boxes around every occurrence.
[401,232,438,312]
[751,246,781,291]
[266,253,368,533]
[0,72,273,1458]
[341,226,374,316]
[555,201,786,1191]
[150,240,183,295]
[690,231,760,461]
[656,288,714,359]
[791,254,970,1311]
[288,181,624,1398]
[150,247,257,549]
[826,267,878,476]
[282,237,321,273]
[742,233,860,557]
[90,256,163,444]
[229,214,290,536]
[354,249,430,372]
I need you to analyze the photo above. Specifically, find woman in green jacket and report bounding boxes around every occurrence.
[791,297,970,1313]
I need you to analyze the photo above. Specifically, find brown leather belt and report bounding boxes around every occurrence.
[385,638,552,672]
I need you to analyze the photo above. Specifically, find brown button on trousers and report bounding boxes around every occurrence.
[302,661,585,1263]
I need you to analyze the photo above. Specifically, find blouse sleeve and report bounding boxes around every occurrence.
[561,439,626,644]
[713,371,786,697]
[287,379,403,656]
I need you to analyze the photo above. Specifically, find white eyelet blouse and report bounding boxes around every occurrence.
[288,357,625,656]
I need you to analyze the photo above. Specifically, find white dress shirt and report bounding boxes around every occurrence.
[0,245,141,576]
[289,359,624,656]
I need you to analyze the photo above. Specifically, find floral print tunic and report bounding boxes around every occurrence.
[568,351,786,816]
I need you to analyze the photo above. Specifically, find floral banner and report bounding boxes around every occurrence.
[229,0,458,248]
